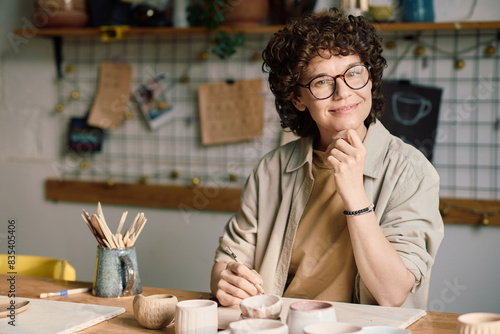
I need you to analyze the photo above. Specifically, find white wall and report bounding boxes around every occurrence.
[1,0,499,314]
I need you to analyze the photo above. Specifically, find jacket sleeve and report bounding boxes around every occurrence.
[380,160,444,290]
[356,150,444,308]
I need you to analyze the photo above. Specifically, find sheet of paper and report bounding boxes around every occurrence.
[218,297,426,329]
[198,79,264,145]
[87,62,132,130]
[0,296,125,334]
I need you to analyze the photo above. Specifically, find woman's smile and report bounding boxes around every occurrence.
[329,103,359,114]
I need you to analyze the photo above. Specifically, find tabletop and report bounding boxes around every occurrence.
[0,275,460,333]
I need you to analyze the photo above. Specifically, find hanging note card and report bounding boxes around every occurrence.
[87,62,132,130]
[198,79,264,145]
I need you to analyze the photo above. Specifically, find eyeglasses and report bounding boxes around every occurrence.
[297,64,371,100]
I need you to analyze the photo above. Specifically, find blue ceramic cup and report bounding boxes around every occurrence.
[93,246,142,298]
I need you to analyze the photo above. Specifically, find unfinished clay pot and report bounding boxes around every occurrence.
[240,294,283,320]
[133,294,177,330]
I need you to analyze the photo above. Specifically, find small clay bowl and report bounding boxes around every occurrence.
[133,294,177,329]
[240,294,282,320]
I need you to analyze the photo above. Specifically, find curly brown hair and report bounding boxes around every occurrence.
[262,8,387,138]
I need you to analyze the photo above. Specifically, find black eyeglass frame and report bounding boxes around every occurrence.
[297,64,372,100]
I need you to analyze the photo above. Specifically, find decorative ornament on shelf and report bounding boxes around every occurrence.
[200,51,210,61]
[385,40,396,49]
[485,45,496,56]
[191,177,200,186]
[414,45,425,56]
[454,58,466,69]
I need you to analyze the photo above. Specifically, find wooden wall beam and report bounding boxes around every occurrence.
[439,197,500,226]
[45,179,242,212]
[45,180,500,226]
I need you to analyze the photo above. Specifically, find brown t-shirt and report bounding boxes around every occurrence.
[283,150,357,302]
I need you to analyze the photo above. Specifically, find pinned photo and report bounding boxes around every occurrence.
[133,74,175,130]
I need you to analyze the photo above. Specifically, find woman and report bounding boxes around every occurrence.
[210,8,443,309]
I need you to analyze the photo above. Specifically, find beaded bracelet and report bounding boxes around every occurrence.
[343,204,375,216]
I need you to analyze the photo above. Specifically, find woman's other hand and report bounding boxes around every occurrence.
[324,129,367,206]
[210,261,264,306]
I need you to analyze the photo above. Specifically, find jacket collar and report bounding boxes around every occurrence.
[285,120,390,179]
[362,120,391,179]
[285,136,314,173]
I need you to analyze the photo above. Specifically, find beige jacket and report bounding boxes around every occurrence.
[214,121,444,309]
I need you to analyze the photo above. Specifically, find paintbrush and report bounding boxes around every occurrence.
[224,246,265,294]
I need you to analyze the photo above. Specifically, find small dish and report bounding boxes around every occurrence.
[0,299,31,318]
[240,294,282,320]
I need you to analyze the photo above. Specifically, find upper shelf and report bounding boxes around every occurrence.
[14,21,500,37]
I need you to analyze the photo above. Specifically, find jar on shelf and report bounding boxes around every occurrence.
[399,0,435,22]
[33,0,89,28]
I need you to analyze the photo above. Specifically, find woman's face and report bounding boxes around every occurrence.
[292,53,372,148]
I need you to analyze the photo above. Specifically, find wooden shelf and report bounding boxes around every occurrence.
[45,179,242,212]
[371,20,500,31]
[439,197,500,226]
[45,179,500,226]
[15,21,500,38]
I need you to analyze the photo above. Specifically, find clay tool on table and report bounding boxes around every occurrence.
[40,287,91,298]
[224,246,265,294]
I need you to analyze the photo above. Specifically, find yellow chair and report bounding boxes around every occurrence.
[0,254,76,281]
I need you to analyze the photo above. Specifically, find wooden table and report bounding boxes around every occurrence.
[0,275,459,333]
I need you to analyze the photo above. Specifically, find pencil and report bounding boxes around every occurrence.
[40,287,91,298]
[224,246,265,294]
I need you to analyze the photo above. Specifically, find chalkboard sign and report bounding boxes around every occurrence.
[380,80,443,162]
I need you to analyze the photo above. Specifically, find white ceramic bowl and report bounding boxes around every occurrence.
[287,301,337,334]
[363,326,411,334]
[240,294,283,319]
[229,319,288,334]
[303,321,363,334]
[457,312,500,334]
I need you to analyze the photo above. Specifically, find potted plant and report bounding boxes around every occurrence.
[186,0,269,59]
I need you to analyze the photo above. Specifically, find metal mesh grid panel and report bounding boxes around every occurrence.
[57,34,281,188]
[55,29,499,199]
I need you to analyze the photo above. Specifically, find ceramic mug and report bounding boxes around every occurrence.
[93,245,142,298]
[457,312,500,334]
[287,301,337,334]
[227,319,288,334]
[175,299,218,334]
[303,321,363,334]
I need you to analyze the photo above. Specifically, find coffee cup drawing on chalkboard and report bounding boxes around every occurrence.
[391,91,432,126]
